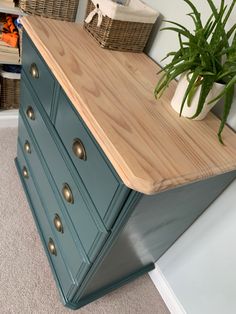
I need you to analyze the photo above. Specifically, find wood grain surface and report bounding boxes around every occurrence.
[22,16,236,195]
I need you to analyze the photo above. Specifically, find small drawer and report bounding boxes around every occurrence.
[18,114,91,284]
[54,90,130,228]
[22,32,55,117]
[20,78,108,260]
[16,143,75,298]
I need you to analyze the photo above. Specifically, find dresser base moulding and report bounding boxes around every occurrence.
[68,264,155,310]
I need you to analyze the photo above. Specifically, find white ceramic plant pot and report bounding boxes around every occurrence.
[171,73,225,120]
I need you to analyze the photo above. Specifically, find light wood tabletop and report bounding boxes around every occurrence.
[22,16,236,195]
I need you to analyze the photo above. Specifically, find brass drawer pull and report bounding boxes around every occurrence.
[72,139,86,161]
[29,63,39,79]
[54,214,64,233]
[62,183,74,204]
[26,106,35,120]
[22,166,29,179]
[24,141,31,154]
[48,238,57,256]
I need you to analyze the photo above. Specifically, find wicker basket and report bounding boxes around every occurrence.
[19,0,79,22]
[84,0,158,52]
[0,72,20,110]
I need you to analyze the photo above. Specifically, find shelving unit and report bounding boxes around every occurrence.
[0,3,24,15]
[0,1,24,64]
[0,1,24,115]
[0,59,21,64]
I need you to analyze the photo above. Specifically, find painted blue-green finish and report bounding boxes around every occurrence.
[16,145,74,299]
[22,32,55,117]
[18,114,91,284]
[64,263,155,310]
[79,171,236,300]
[17,139,151,311]
[17,28,236,311]
[20,78,109,261]
[71,190,141,303]
[54,89,130,229]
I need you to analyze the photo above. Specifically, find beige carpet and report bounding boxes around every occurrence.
[0,127,169,314]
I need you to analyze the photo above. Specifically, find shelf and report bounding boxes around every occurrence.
[0,3,25,15]
[0,59,21,65]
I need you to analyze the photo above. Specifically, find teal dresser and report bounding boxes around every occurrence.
[16,17,236,310]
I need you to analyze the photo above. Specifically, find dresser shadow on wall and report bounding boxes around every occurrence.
[144,13,163,57]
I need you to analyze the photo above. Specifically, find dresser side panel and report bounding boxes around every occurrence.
[80,171,236,299]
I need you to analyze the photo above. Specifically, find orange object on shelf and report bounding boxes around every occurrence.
[1,15,19,48]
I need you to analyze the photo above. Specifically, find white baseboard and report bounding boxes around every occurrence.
[0,109,18,128]
[149,265,186,314]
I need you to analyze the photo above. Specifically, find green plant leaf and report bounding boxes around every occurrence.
[208,74,236,104]
[187,78,201,107]
[223,0,236,27]
[183,0,203,28]
[160,27,193,39]
[163,20,191,34]
[190,75,216,119]
[218,85,234,144]
[155,62,194,98]
[179,68,202,116]
[227,23,236,39]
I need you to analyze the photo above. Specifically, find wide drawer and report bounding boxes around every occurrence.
[22,32,55,117]
[16,142,75,299]
[54,89,130,228]
[20,76,108,260]
[18,113,91,284]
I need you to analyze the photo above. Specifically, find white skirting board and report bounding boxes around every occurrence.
[149,265,186,314]
[0,109,19,128]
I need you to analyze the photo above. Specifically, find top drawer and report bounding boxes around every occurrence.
[54,90,130,229]
[22,32,55,117]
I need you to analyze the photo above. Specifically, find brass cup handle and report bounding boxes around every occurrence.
[26,106,35,120]
[24,141,31,154]
[29,63,39,79]
[72,139,86,161]
[62,183,74,204]
[22,166,29,179]
[54,214,64,233]
[48,238,57,256]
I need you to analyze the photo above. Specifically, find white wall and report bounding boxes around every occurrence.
[76,1,236,313]
[157,179,236,314]
[144,1,236,313]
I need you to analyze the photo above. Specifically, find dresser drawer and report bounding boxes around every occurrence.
[18,114,91,284]
[22,32,55,117]
[20,78,108,260]
[55,90,130,228]
[16,142,75,298]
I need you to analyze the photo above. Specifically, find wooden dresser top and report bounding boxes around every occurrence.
[22,16,236,195]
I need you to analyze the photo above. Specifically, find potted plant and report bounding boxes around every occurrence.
[154,0,236,143]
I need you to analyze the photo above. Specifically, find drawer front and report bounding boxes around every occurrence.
[18,114,91,284]
[55,90,129,228]
[16,143,74,297]
[20,77,108,260]
[22,32,55,117]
